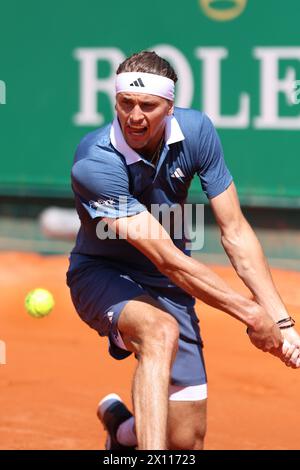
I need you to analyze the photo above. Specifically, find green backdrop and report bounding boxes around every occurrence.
[0,0,300,206]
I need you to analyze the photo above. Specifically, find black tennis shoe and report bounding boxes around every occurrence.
[97,393,136,450]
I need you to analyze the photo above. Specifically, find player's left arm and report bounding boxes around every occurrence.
[210,181,300,366]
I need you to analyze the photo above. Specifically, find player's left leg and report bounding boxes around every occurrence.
[167,395,207,450]
[145,285,207,449]
[98,388,207,451]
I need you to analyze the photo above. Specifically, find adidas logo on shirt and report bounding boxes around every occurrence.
[130,78,145,87]
[171,167,185,178]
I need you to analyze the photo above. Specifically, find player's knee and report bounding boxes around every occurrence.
[168,421,206,450]
[141,315,179,359]
[193,423,206,450]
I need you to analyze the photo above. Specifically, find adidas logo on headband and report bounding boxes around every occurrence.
[130,78,145,87]
[116,72,175,101]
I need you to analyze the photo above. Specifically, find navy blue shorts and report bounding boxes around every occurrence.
[67,258,207,387]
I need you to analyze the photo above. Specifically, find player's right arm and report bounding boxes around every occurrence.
[103,210,283,355]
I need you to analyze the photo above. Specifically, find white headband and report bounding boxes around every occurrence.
[115,72,175,101]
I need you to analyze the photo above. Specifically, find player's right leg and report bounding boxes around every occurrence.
[96,283,208,451]
[67,263,179,450]
[116,295,180,450]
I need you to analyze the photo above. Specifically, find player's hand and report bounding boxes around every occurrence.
[247,309,283,353]
[280,327,300,368]
[247,311,300,368]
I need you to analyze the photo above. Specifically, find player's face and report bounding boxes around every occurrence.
[116,92,173,156]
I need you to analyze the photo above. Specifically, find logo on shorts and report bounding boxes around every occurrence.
[199,0,247,21]
[107,311,114,323]
[89,198,116,210]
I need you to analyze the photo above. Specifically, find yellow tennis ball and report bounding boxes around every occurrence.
[25,288,55,318]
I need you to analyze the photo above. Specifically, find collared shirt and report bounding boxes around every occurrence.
[68,107,232,286]
[110,113,185,166]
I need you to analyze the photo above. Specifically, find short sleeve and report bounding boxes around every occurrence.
[196,114,233,199]
[71,151,146,219]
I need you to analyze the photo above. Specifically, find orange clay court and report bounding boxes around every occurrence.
[1,251,300,450]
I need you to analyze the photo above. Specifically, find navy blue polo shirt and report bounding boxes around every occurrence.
[67,107,233,287]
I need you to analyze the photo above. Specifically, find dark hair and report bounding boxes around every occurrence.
[116,50,178,83]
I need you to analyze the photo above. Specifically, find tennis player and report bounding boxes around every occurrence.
[67,51,300,450]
